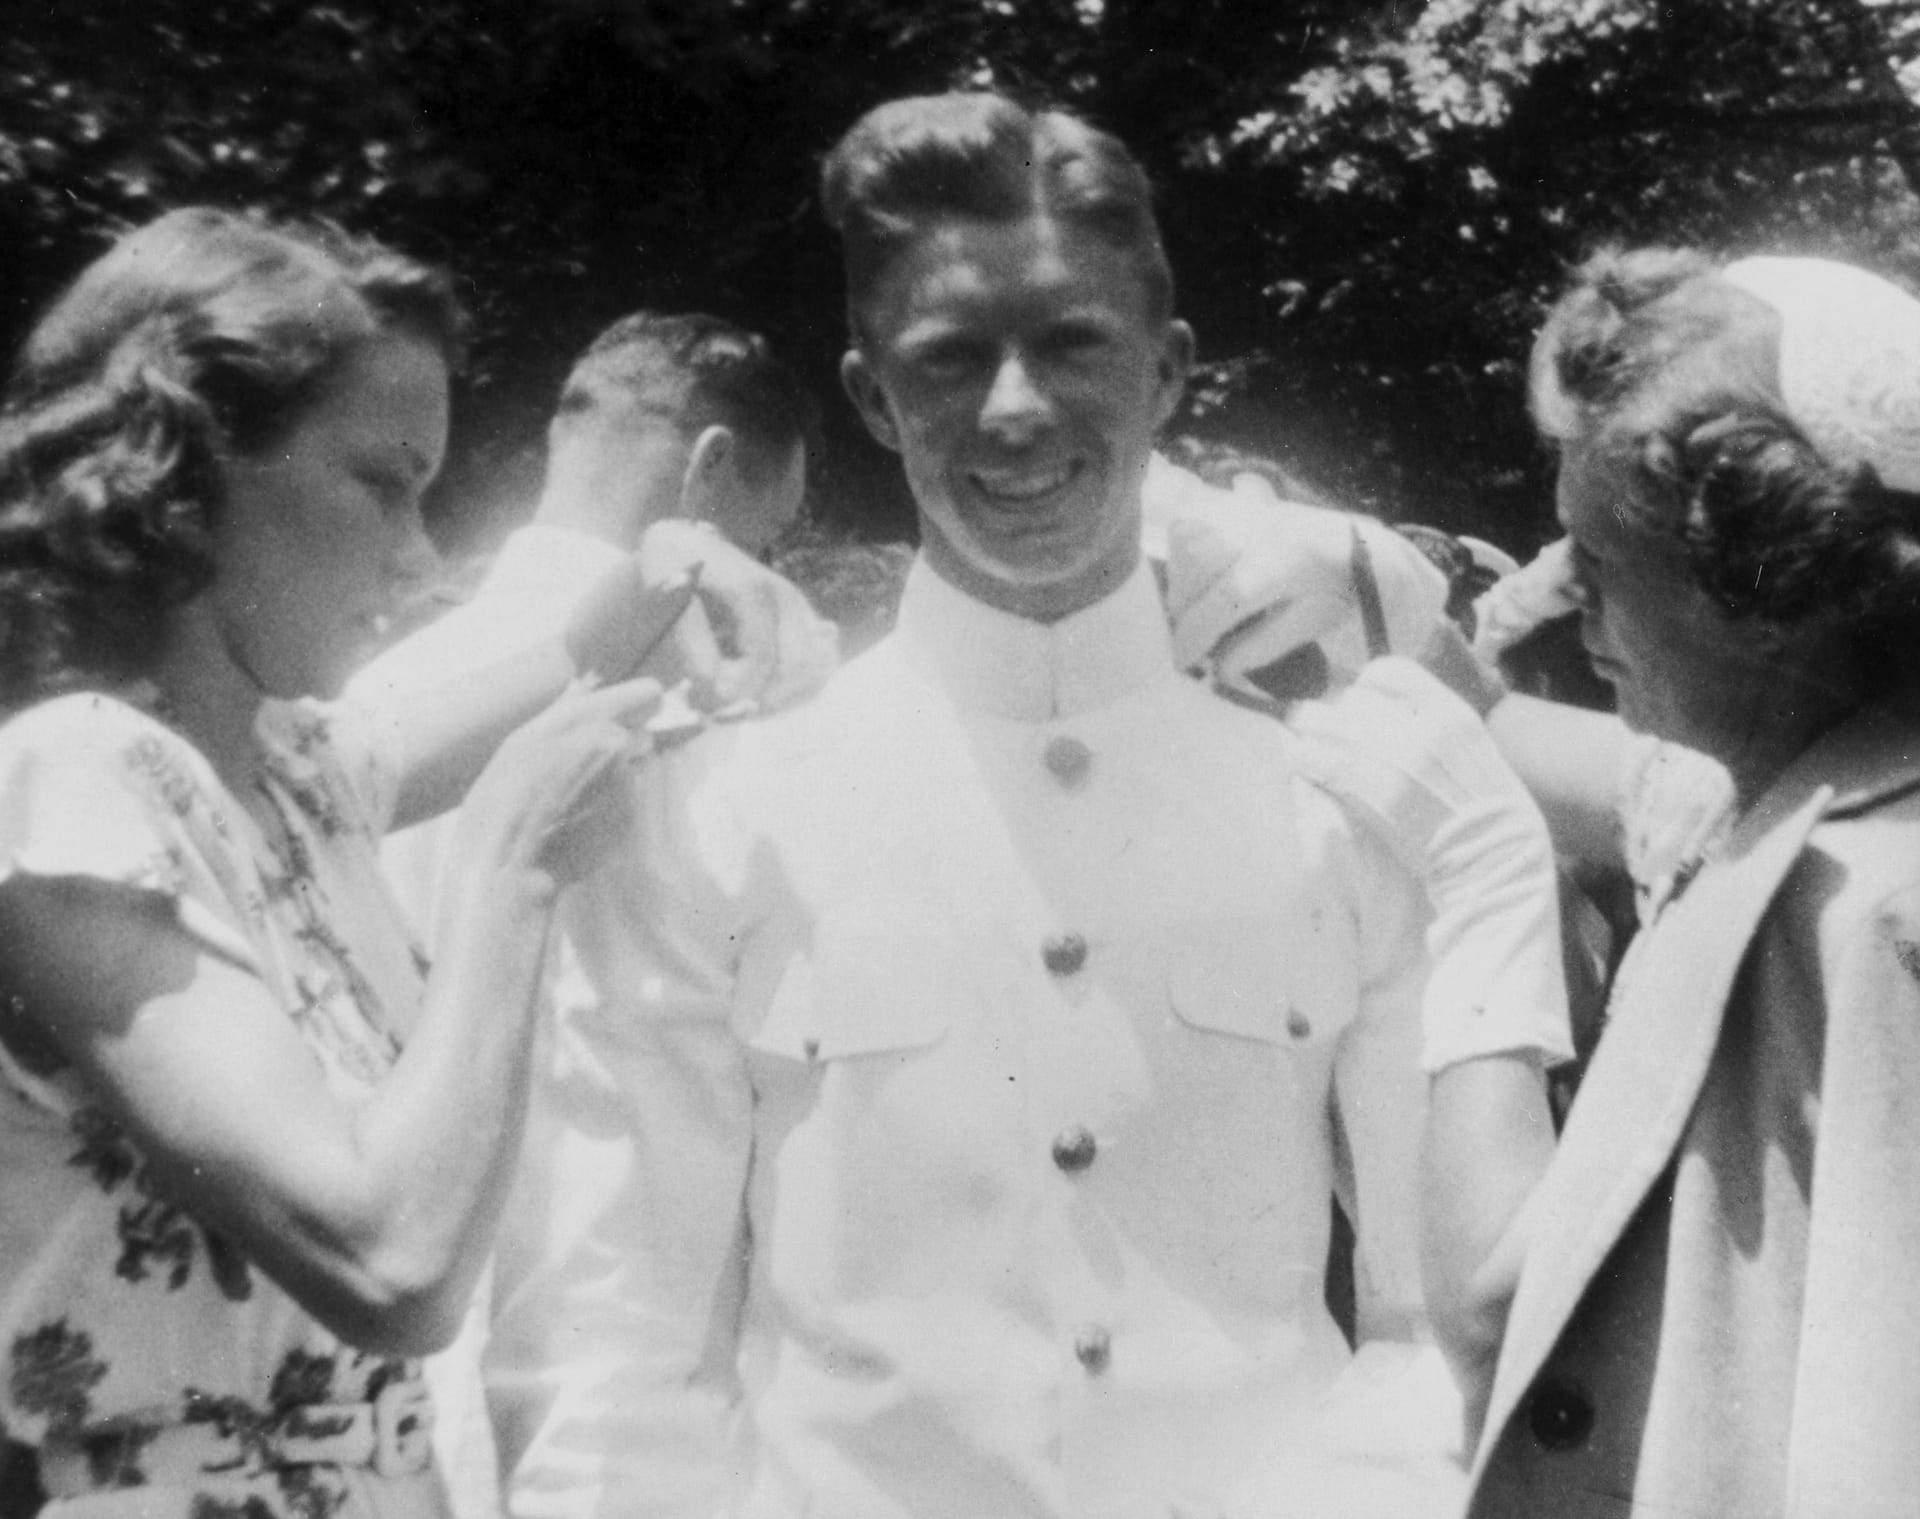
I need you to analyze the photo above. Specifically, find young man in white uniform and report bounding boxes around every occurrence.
[505,93,1569,1519]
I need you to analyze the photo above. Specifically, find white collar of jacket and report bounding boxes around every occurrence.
[892,553,1174,721]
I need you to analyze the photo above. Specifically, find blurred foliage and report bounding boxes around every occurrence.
[6,0,1920,552]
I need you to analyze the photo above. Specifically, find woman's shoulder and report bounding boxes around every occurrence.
[0,689,246,891]
[1759,738,1920,949]
[0,688,215,790]
[4,686,168,740]
[1813,776,1920,890]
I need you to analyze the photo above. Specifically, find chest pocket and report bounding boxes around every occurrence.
[1165,914,1354,1054]
[742,915,957,1064]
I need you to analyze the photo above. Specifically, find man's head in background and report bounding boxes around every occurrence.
[540,310,819,556]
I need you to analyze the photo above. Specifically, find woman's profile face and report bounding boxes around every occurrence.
[209,331,449,700]
[1557,437,1778,754]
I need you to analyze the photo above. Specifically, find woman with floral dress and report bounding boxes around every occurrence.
[0,208,677,1519]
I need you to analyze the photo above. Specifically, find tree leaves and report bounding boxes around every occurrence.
[7,0,1920,547]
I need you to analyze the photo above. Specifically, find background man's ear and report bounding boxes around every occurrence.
[1154,320,1196,427]
[679,424,735,519]
[841,350,901,453]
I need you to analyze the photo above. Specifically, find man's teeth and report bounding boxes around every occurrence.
[973,464,1075,501]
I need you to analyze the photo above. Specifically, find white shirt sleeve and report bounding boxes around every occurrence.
[1302,779,1433,1346]
[485,737,757,1519]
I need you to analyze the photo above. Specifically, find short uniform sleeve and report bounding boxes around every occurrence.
[1289,772,1433,1339]
[0,693,265,977]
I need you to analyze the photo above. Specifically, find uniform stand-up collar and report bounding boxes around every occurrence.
[893,555,1174,721]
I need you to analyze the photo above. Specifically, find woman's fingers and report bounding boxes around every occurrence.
[564,559,701,687]
[633,519,838,714]
[573,673,666,724]
[519,679,666,884]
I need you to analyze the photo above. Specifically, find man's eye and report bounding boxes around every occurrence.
[914,340,989,374]
[1045,324,1109,356]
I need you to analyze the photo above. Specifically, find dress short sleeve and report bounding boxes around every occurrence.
[0,692,265,975]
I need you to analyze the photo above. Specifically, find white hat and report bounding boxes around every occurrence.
[1721,255,1920,492]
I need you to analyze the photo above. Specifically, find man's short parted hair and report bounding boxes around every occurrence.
[552,311,818,486]
[819,92,1176,342]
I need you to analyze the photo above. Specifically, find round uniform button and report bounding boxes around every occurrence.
[1042,933,1088,977]
[1052,1126,1097,1174]
[1073,1323,1111,1374]
[1527,1375,1595,1452]
[1043,735,1093,787]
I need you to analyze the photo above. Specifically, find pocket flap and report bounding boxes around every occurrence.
[749,924,955,1062]
[1167,917,1297,1045]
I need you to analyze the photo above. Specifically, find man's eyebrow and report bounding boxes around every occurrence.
[895,320,977,350]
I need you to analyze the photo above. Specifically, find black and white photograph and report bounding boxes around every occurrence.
[4,5,1920,1516]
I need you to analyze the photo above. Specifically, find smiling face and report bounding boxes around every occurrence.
[209,331,449,700]
[841,214,1191,622]
[1557,437,1779,751]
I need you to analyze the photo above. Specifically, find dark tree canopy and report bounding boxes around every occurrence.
[6,0,1920,554]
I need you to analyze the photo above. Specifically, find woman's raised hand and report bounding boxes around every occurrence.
[629,520,840,713]
[459,675,664,893]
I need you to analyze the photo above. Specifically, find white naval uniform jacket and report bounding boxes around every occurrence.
[533,556,1456,1519]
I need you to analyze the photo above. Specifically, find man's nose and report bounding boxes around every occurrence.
[388,507,442,594]
[978,351,1052,443]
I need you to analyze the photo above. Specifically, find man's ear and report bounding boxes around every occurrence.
[679,424,735,520]
[841,350,901,453]
[1151,320,1196,431]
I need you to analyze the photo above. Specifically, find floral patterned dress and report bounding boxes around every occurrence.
[0,690,450,1519]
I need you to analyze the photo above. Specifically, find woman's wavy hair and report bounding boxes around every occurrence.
[0,206,467,706]
[820,91,1175,346]
[1530,245,1920,675]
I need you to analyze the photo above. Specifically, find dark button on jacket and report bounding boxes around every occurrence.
[1043,735,1093,787]
[1051,1126,1097,1174]
[1074,1324,1111,1374]
[1528,1376,1595,1452]
[1042,933,1088,977]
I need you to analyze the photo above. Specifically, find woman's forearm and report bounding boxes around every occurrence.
[326,834,559,1350]
[315,682,652,1348]
[1421,1052,1557,1440]
[1486,692,1633,870]
[385,640,575,831]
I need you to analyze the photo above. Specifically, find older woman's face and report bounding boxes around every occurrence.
[211,333,448,700]
[1557,439,1778,752]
